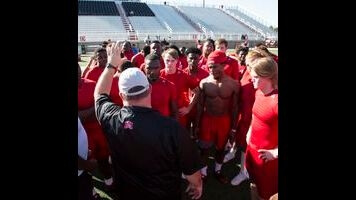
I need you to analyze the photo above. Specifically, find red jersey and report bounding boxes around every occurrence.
[151,78,177,117]
[250,89,278,150]
[198,55,208,71]
[131,52,144,68]
[235,70,256,149]
[83,65,104,82]
[160,69,197,108]
[110,77,123,106]
[183,67,209,99]
[123,50,135,61]
[78,79,104,135]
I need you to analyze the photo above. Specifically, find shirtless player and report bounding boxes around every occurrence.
[195,50,240,184]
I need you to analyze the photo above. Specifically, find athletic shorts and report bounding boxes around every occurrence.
[199,114,231,150]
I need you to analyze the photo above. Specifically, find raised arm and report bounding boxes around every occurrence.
[94,41,123,101]
[81,56,94,77]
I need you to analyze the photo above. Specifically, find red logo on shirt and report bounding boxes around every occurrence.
[124,121,134,130]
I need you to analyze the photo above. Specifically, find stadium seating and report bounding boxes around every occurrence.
[147,4,198,33]
[128,16,169,33]
[121,2,155,16]
[79,1,120,16]
[226,9,277,37]
[77,1,276,42]
[78,16,128,41]
[178,6,254,35]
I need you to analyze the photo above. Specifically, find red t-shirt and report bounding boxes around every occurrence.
[160,69,197,108]
[183,67,209,97]
[123,50,135,61]
[235,70,256,148]
[250,89,278,150]
[131,52,144,68]
[83,66,104,82]
[78,79,104,134]
[198,55,208,71]
[151,78,177,117]
[110,77,123,106]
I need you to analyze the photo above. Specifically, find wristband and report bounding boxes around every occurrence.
[106,63,117,70]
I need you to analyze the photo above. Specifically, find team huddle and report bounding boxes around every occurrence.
[78,38,278,200]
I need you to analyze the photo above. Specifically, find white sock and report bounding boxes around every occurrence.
[104,177,113,186]
[215,163,222,172]
[201,166,207,176]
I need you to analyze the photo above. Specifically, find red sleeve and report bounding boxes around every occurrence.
[83,67,104,82]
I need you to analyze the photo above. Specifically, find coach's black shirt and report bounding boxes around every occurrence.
[95,94,202,200]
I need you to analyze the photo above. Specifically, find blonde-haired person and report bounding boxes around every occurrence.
[228,49,270,186]
[160,48,198,128]
[245,57,278,200]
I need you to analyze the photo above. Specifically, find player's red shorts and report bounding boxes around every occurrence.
[85,122,110,160]
[199,113,231,150]
[245,144,278,199]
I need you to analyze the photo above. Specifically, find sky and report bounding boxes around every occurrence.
[144,0,278,27]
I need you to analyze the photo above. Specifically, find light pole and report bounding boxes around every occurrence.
[203,0,205,8]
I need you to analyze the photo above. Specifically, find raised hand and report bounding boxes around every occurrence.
[106,41,123,68]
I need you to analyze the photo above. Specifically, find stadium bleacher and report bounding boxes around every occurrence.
[79,1,120,16]
[121,2,155,16]
[147,4,198,33]
[77,1,277,43]
[226,8,277,38]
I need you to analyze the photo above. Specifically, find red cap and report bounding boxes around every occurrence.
[207,50,227,65]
